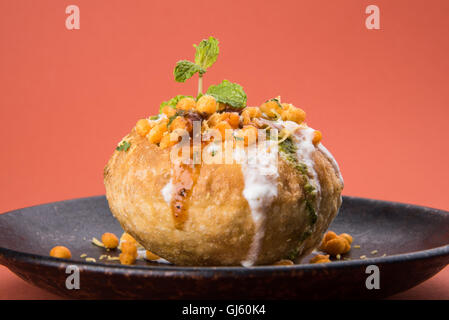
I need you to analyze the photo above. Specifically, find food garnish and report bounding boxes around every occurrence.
[101,232,119,249]
[174,36,219,94]
[309,254,331,264]
[116,140,131,152]
[103,36,345,266]
[319,231,353,256]
[49,246,71,259]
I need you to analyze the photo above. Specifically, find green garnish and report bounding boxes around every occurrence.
[174,60,203,83]
[300,230,312,241]
[116,140,131,152]
[174,36,219,95]
[267,98,283,109]
[159,95,193,113]
[306,201,318,225]
[194,36,220,70]
[206,79,247,109]
[279,136,317,226]
[287,231,312,260]
[167,110,186,126]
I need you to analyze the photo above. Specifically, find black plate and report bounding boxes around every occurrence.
[0,196,448,299]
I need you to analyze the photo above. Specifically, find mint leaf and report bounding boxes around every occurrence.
[194,36,219,70]
[174,60,203,83]
[159,95,193,112]
[206,80,247,108]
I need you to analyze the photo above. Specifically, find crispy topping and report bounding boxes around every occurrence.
[319,231,353,256]
[49,246,71,259]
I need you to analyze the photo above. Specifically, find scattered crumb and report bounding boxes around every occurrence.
[360,255,367,259]
[91,237,105,248]
[336,254,341,260]
[85,257,96,263]
[80,253,87,258]
[107,256,120,261]
[343,257,352,261]
[371,250,378,255]
[353,245,361,249]
[99,254,108,260]
[381,253,387,257]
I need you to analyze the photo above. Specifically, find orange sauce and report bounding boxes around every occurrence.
[170,159,201,230]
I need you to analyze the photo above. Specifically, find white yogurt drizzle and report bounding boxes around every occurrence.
[161,179,173,205]
[238,140,279,267]
[137,248,171,264]
[239,119,337,266]
[157,118,341,267]
[291,126,322,211]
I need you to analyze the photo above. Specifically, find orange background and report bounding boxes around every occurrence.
[1,0,449,299]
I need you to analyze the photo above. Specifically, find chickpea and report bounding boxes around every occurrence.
[312,130,322,145]
[121,240,138,256]
[119,240,138,265]
[309,254,331,264]
[281,103,292,110]
[242,107,262,125]
[145,250,160,261]
[323,238,347,256]
[281,106,306,124]
[169,116,192,133]
[239,125,258,146]
[196,95,217,115]
[101,232,119,249]
[207,112,221,127]
[161,105,176,118]
[214,121,233,140]
[340,233,353,245]
[147,121,168,144]
[225,112,240,128]
[260,100,283,118]
[119,253,137,265]
[50,246,71,259]
[274,259,294,266]
[176,97,196,111]
[322,230,337,243]
[135,119,151,137]
[159,132,180,149]
[319,231,353,256]
[120,232,137,246]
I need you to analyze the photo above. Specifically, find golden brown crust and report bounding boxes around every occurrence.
[104,130,343,266]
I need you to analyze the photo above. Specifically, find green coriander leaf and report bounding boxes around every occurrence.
[167,110,186,126]
[194,36,219,70]
[160,95,193,112]
[206,79,247,108]
[267,97,283,109]
[168,115,178,126]
[174,60,203,83]
[116,140,131,152]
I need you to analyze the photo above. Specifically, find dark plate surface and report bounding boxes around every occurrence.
[0,195,448,299]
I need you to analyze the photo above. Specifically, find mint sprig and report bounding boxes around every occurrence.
[206,80,247,109]
[173,36,219,95]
